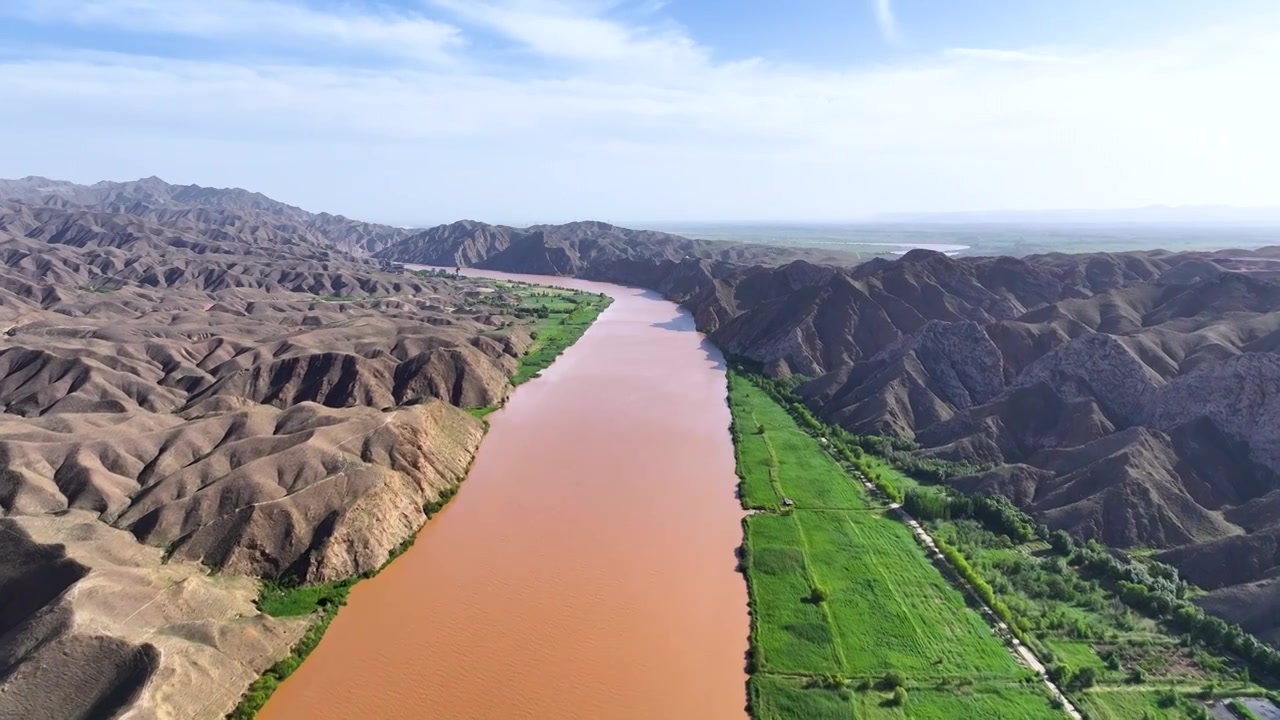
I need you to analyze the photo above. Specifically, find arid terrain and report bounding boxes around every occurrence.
[4,176,1280,718]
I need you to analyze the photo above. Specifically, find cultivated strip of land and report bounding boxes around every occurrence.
[729,373,1064,719]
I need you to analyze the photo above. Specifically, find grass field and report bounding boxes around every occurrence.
[1074,688,1217,719]
[730,378,869,511]
[730,372,1060,718]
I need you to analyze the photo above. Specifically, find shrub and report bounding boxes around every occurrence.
[880,671,906,690]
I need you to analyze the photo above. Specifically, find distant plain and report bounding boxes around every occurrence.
[654,222,1280,258]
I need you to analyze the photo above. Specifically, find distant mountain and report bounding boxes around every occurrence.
[0,176,414,254]
[375,218,856,277]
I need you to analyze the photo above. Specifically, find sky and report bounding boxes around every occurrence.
[1,0,1278,225]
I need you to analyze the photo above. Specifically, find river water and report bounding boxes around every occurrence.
[260,270,749,720]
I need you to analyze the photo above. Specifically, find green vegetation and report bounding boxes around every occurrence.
[1074,688,1214,719]
[508,288,611,385]
[730,372,1058,718]
[228,597,345,720]
[257,578,355,617]
[728,376,868,511]
[750,674,1063,720]
[458,280,612,415]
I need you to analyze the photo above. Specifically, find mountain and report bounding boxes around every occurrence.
[375,218,858,278]
[0,183,548,717]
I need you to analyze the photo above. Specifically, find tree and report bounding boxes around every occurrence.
[889,686,908,707]
[881,671,906,690]
[1070,666,1097,691]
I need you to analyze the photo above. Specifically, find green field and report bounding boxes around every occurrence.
[730,372,1059,718]
[1074,688,1216,719]
[730,378,869,511]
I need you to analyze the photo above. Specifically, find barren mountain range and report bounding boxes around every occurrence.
[3,175,1279,717]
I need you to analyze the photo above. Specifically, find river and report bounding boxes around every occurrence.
[260,270,749,720]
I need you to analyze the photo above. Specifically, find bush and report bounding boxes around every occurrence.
[888,686,908,707]
[880,671,906,690]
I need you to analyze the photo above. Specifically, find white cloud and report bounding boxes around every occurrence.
[431,0,710,74]
[0,2,1278,221]
[944,48,1072,64]
[872,0,899,43]
[3,0,463,63]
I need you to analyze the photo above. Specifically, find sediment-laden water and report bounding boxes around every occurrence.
[260,270,749,720]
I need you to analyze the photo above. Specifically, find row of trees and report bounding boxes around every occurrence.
[903,489,1036,543]
[945,490,1280,684]
[934,536,1026,645]
[1068,540,1280,680]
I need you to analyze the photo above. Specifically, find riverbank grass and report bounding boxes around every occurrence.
[510,288,610,385]
[730,372,1060,719]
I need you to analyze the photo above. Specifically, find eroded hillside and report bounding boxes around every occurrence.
[0,178,552,718]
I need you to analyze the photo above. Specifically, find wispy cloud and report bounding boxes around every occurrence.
[3,0,464,63]
[944,48,1072,64]
[431,0,709,74]
[872,0,899,43]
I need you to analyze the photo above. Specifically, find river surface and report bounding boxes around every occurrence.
[260,270,749,720]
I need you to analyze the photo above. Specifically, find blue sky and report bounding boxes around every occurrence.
[0,1,1277,224]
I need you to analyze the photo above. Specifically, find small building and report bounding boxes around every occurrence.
[782,498,795,507]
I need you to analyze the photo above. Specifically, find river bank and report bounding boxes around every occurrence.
[229,278,612,719]
[258,270,750,719]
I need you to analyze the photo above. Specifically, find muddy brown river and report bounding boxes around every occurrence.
[260,270,749,720]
